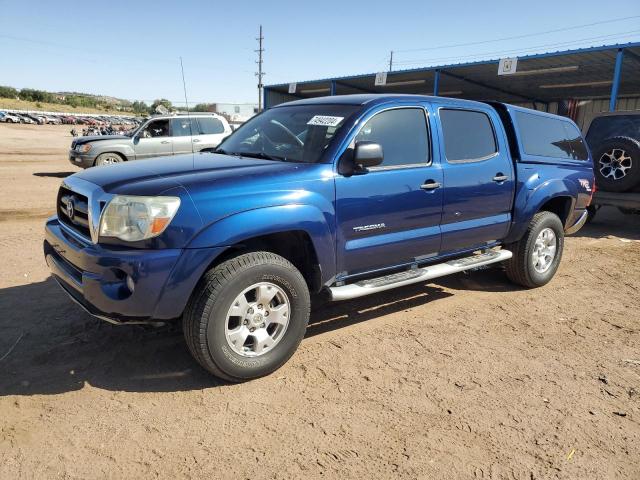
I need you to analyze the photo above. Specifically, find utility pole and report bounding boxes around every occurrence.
[255,25,265,111]
[389,50,393,72]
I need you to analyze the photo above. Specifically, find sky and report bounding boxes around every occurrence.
[1,0,639,106]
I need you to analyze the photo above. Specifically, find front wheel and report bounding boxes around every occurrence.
[505,211,564,288]
[183,251,311,382]
[95,152,125,166]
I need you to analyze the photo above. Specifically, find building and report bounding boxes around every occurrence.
[264,42,640,128]
[207,103,258,124]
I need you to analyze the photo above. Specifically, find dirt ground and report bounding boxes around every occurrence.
[0,123,638,479]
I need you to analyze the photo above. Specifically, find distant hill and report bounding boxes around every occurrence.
[56,92,131,106]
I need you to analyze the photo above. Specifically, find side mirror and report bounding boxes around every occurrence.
[353,141,383,170]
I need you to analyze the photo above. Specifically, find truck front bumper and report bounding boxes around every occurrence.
[44,216,225,324]
[68,149,95,168]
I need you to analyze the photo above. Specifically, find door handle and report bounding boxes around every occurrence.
[493,174,508,182]
[192,138,201,143]
[160,140,170,144]
[420,181,441,190]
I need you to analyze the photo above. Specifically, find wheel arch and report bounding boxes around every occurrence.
[93,151,128,165]
[506,178,577,243]
[187,205,337,292]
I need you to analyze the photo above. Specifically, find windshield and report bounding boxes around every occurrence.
[217,105,357,163]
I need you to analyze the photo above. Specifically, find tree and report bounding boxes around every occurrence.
[0,86,18,99]
[149,99,172,114]
[131,101,149,115]
[19,88,55,103]
[192,103,215,112]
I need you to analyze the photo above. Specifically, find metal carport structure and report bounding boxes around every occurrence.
[264,42,640,127]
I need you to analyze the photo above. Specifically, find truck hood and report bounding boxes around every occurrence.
[72,135,127,146]
[72,152,313,195]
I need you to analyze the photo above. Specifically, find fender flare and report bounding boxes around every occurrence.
[93,145,134,161]
[187,204,337,283]
[505,177,577,243]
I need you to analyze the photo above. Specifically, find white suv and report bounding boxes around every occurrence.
[69,113,233,168]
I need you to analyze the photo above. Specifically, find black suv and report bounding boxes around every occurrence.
[584,112,640,192]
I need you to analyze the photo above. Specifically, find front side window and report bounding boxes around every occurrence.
[141,119,169,138]
[516,111,588,160]
[198,117,225,135]
[218,105,357,163]
[354,108,429,167]
[170,118,196,137]
[440,109,497,162]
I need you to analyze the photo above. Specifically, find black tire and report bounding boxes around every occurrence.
[95,152,125,166]
[183,251,310,382]
[586,205,598,223]
[505,211,564,288]
[592,136,640,192]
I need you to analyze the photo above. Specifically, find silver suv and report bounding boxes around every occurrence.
[69,113,232,168]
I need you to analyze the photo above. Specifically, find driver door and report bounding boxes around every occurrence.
[335,106,443,277]
[134,119,173,159]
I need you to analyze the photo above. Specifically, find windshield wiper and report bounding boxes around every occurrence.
[237,151,288,162]
[213,148,289,162]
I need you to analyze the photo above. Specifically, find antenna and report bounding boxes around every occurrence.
[389,50,394,72]
[179,56,195,156]
[255,25,265,112]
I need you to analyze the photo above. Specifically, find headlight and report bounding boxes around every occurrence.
[99,196,181,242]
[77,144,92,153]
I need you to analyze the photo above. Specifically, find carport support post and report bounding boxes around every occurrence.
[433,69,440,96]
[609,48,624,112]
[330,80,336,96]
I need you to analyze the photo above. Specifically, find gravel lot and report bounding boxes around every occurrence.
[0,123,639,479]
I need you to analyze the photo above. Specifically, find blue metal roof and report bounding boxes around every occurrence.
[265,42,640,110]
[266,42,640,88]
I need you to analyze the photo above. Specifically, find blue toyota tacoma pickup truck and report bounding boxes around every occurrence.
[44,94,594,381]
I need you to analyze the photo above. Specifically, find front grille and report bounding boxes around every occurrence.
[57,186,91,239]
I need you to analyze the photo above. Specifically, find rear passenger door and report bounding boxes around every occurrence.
[194,117,231,151]
[170,118,198,155]
[436,106,515,253]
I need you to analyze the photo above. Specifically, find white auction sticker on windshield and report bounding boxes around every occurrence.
[307,115,344,127]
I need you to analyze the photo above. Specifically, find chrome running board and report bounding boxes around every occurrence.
[329,249,512,301]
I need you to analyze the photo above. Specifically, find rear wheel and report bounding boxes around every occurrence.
[95,152,125,166]
[505,211,564,288]
[183,251,310,382]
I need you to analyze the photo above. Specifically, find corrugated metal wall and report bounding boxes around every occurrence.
[264,90,299,108]
[575,96,640,127]
[266,88,640,129]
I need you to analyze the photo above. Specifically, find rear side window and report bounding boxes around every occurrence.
[354,108,429,167]
[198,117,225,135]
[516,111,589,161]
[440,109,497,162]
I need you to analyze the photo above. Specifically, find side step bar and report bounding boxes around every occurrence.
[329,249,513,301]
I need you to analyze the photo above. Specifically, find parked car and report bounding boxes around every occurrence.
[45,94,593,382]
[16,113,36,124]
[584,111,640,192]
[68,113,232,167]
[0,112,21,123]
[35,115,46,124]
